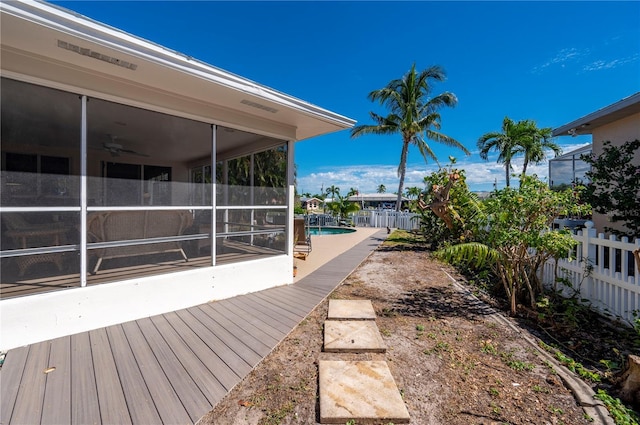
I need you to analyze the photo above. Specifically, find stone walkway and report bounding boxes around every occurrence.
[319,299,410,424]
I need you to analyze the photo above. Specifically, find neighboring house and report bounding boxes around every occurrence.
[552,92,640,235]
[347,193,410,210]
[548,144,592,190]
[299,197,323,213]
[0,1,354,350]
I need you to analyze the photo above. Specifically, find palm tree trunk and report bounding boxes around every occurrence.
[505,159,511,187]
[396,140,409,212]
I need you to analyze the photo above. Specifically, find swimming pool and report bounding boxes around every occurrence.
[308,227,356,236]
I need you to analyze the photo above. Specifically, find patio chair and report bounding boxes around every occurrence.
[294,217,311,257]
[2,213,67,276]
[87,210,192,273]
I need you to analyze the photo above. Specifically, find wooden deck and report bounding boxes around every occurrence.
[0,230,386,425]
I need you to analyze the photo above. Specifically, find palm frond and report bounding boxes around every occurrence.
[435,242,501,269]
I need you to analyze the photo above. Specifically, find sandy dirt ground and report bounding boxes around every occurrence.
[199,232,622,425]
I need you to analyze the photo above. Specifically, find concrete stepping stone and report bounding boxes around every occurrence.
[319,360,410,424]
[324,320,386,353]
[327,299,376,320]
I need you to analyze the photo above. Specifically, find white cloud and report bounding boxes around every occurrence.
[582,53,639,71]
[533,47,588,74]
[297,142,591,195]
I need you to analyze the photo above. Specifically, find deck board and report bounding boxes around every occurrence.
[209,300,289,340]
[41,336,71,425]
[226,294,300,329]
[163,311,241,391]
[188,306,267,364]
[136,318,212,422]
[70,332,101,425]
[90,328,133,425]
[174,309,256,374]
[148,314,227,404]
[120,321,192,425]
[195,304,275,354]
[0,229,386,424]
[104,325,160,424]
[10,341,49,424]
[254,289,318,316]
[0,345,29,425]
[242,293,305,324]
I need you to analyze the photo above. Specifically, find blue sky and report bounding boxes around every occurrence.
[54,1,640,194]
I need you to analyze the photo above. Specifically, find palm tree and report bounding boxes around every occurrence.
[477,117,527,188]
[325,185,340,201]
[479,118,561,188]
[351,64,469,211]
[347,187,359,197]
[515,121,561,178]
[327,193,360,223]
[376,184,386,194]
[405,186,422,200]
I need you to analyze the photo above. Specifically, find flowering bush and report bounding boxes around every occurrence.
[436,175,590,314]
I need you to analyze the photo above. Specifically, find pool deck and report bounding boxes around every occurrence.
[0,227,386,425]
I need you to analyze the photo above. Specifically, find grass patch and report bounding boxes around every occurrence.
[383,229,424,247]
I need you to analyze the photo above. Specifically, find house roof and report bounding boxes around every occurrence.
[552,92,640,137]
[0,0,355,142]
[347,193,409,202]
[549,144,592,161]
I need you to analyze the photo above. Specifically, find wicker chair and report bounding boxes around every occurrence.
[87,210,193,273]
[3,213,67,276]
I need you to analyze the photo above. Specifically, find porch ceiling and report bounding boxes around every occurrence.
[0,1,355,144]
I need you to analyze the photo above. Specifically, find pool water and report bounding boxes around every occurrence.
[308,227,356,236]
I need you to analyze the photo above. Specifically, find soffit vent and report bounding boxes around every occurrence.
[240,99,278,113]
[57,40,138,71]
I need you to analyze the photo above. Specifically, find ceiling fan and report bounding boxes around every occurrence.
[102,135,149,157]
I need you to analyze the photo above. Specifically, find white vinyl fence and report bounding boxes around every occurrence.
[350,210,420,231]
[541,221,640,324]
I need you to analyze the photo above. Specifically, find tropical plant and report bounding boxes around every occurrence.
[404,186,422,200]
[581,139,640,238]
[347,187,359,197]
[377,184,386,194]
[478,117,525,188]
[325,185,340,201]
[326,193,360,223]
[436,175,589,314]
[416,163,482,249]
[351,63,469,211]
[478,118,561,188]
[514,120,561,178]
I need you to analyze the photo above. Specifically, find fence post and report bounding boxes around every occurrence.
[581,221,597,299]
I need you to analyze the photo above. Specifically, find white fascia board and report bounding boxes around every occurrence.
[552,92,640,137]
[2,0,355,131]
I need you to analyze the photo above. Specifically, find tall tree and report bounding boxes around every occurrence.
[376,184,386,194]
[478,117,526,188]
[325,185,340,201]
[515,120,561,178]
[479,118,561,188]
[405,186,422,200]
[351,64,469,211]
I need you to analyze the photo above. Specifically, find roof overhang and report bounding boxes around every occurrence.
[552,92,640,137]
[0,0,355,141]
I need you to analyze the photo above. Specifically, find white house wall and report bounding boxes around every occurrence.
[0,255,292,351]
[590,111,640,235]
[592,112,640,155]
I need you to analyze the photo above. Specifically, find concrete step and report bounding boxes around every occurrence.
[319,360,410,424]
[323,320,386,353]
[327,299,376,320]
